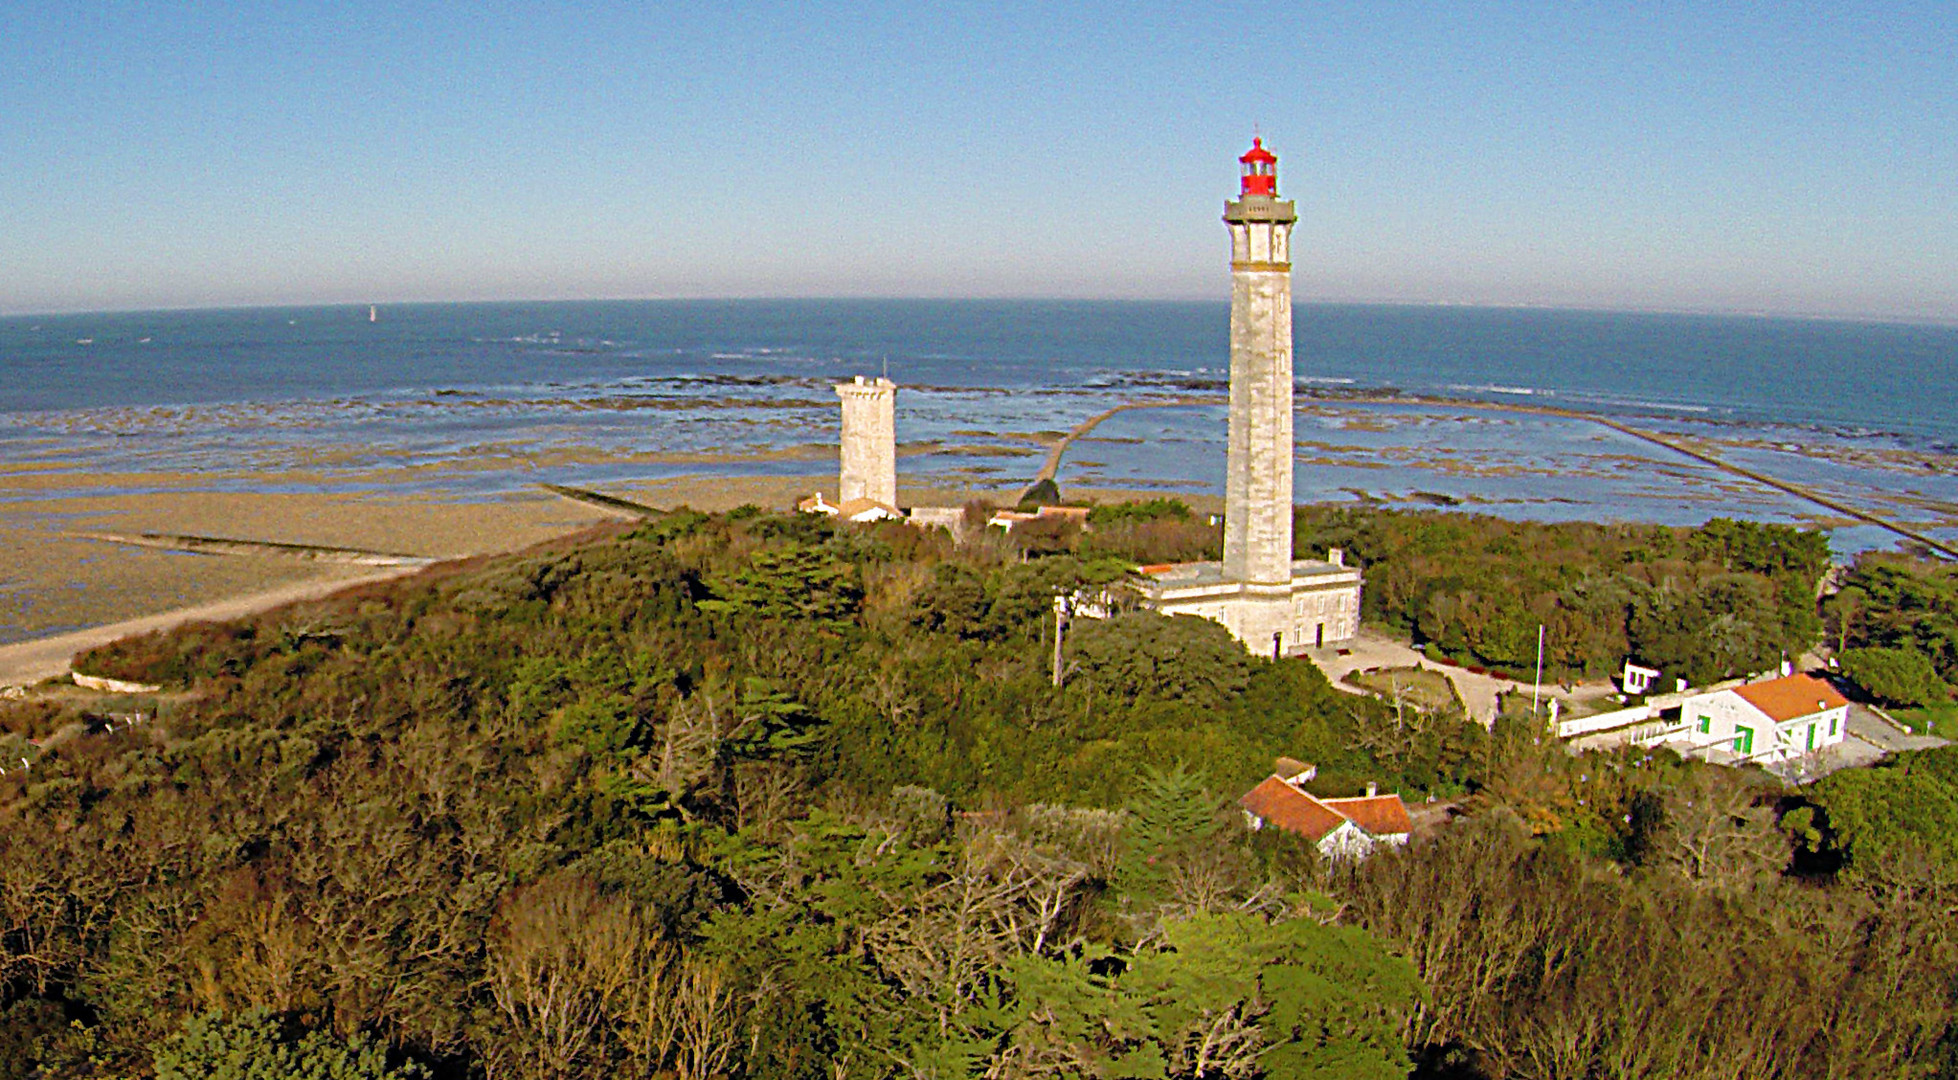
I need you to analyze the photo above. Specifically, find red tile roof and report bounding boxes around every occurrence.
[1239,777,1351,841]
[1321,793,1414,836]
[1732,673,1849,723]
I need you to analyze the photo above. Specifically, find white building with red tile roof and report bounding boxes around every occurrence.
[987,505,1091,532]
[797,494,902,523]
[1237,765,1412,859]
[1644,671,1850,765]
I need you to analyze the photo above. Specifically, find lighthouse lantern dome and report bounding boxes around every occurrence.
[1239,137,1278,197]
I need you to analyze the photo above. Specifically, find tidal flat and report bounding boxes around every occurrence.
[2,383,1954,645]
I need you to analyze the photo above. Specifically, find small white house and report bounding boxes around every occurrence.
[1238,764,1413,860]
[1621,660,1661,696]
[1650,672,1850,765]
[987,505,1091,532]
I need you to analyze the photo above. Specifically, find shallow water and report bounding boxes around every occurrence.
[2,300,1954,557]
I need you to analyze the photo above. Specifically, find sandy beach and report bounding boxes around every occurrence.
[0,459,1179,681]
[0,472,643,646]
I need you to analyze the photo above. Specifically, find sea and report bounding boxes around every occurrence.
[2,300,1955,557]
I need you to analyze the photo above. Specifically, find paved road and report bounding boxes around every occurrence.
[0,568,418,689]
[1301,630,1580,725]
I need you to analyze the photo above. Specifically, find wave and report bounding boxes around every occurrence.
[1446,383,1543,397]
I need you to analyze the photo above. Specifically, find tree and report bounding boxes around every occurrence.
[1121,913,1421,1080]
[485,873,644,1079]
[153,1010,426,1080]
[1843,646,1949,707]
[1812,747,1958,874]
[912,561,991,637]
[1641,769,1785,890]
[1824,585,1867,656]
[1071,613,1252,709]
[700,544,862,622]
[1018,478,1063,511]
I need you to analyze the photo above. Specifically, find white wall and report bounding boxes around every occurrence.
[1676,689,1849,763]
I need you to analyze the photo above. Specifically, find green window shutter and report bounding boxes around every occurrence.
[1697,715,1710,733]
[1734,725,1754,755]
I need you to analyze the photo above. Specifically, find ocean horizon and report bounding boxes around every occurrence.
[3,299,1955,556]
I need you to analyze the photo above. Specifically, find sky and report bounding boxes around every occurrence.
[3,2,1954,320]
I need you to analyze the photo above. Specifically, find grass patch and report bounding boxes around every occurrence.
[1347,665,1459,713]
[1889,700,1958,737]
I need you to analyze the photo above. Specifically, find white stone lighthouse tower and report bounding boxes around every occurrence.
[1222,137,1297,586]
[835,375,898,507]
[1130,138,1362,656]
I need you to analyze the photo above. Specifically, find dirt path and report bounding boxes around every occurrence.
[1302,630,1509,724]
[0,568,419,689]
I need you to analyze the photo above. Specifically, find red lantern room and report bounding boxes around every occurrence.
[1239,137,1278,197]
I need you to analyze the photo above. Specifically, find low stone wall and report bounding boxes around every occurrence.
[73,672,163,694]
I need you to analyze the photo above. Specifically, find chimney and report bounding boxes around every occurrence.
[1365,781,1377,798]
[1780,659,1793,677]
[1328,547,1344,566]
[1676,677,1689,693]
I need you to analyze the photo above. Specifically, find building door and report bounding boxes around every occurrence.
[1734,726,1754,756]
[1315,622,1324,648]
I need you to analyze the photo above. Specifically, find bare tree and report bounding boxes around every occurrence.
[485,873,643,1079]
[1655,771,1784,890]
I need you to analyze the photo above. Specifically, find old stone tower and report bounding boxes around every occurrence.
[1222,136,1297,587]
[835,375,897,507]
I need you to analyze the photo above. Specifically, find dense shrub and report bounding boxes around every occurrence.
[13,506,1954,1078]
[1842,646,1949,706]
[1296,508,1828,682]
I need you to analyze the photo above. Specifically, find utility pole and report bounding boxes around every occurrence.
[1052,595,1071,688]
[1531,623,1545,718]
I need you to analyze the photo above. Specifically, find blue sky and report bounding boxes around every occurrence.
[3,2,1953,319]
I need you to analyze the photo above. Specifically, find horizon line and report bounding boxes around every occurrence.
[4,294,1955,331]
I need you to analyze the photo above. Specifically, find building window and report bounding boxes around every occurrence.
[1830,714,1839,737]
[1734,726,1754,756]
[1697,715,1711,734]
[1807,724,1817,751]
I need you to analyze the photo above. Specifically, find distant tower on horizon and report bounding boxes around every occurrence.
[836,375,898,507]
[1222,136,1297,586]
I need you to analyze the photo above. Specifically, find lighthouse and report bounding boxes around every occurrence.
[1130,138,1361,656]
[1222,137,1298,586]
